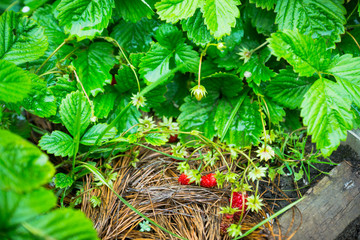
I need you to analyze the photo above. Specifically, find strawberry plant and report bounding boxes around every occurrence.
[1,0,360,239]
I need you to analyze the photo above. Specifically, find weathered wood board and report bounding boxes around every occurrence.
[344,129,360,156]
[276,162,360,239]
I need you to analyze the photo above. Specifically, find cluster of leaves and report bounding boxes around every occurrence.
[2,0,360,239]
[0,130,99,239]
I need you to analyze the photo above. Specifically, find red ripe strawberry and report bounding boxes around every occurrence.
[200,173,217,188]
[220,214,234,235]
[178,173,192,185]
[231,192,247,215]
[168,134,178,143]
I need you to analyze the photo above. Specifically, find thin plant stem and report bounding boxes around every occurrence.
[260,96,271,131]
[73,70,95,117]
[347,1,359,21]
[100,36,141,92]
[346,31,360,52]
[257,96,268,148]
[36,40,66,74]
[346,24,360,28]
[251,41,268,53]
[60,47,79,63]
[197,43,217,86]
[38,71,63,77]
[5,1,18,12]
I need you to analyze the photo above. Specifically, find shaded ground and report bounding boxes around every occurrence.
[259,143,360,239]
[336,215,360,240]
[261,144,360,211]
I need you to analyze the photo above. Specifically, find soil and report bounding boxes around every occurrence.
[263,144,360,208]
[336,215,360,240]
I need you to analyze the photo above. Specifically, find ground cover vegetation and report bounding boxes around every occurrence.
[1,0,360,239]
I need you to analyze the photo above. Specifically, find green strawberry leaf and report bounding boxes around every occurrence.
[155,24,184,50]
[93,90,117,119]
[73,42,117,96]
[110,18,158,53]
[32,5,73,82]
[181,9,213,47]
[266,67,315,109]
[0,60,32,103]
[14,208,99,240]
[178,92,218,142]
[54,173,74,189]
[108,97,141,134]
[214,45,243,70]
[49,75,78,123]
[155,0,200,23]
[144,133,168,146]
[59,91,91,138]
[139,43,172,84]
[238,47,275,85]
[245,3,276,36]
[214,96,262,147]
[201,0,241,39]
[0,11,48,65]
[351,104,360,129]
[174,43,199,73]
[22,74,57,118]
[203,72,244,98]
[283,109,302,131]
[7,113,31,139]
[0,188,56,228]
[114,0,155,22]
[22,0,50,13]
[153,75,188,118]
[301,78,353,157]
[113,65,138,93]
[32,6,70,56]
[275,0,346,47]
[221,18,244,52]
[139,25,199,83]
[249,0,276,10]
[38,131,74,157]
[56,0,114,41]
[0,130,55,192]
[262,96,286,125]
[268,29,331,77]
[80,123,117,145]
[142,84,167,110]
[324,54,360,108]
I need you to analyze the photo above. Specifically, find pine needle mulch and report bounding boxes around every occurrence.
[81,146,296,240]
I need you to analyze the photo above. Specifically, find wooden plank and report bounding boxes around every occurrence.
[343,129,360,156]
[276,162,360,239]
